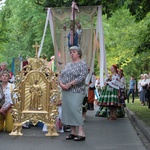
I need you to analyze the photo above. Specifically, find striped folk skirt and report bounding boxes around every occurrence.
[99,85,119,107]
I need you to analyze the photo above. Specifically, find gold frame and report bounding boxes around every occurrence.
[9,55,60,136]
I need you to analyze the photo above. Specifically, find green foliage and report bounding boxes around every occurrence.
[128,0,150,21]
[94,56,100,77]
[0,0,149,75]
[42,0,125,18]
[0,0,54,68]
[127,98,150,126]
[103,6,150,80]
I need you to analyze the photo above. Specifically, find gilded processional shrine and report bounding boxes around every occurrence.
[9,44,60,136]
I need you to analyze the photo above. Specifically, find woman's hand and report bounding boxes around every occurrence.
[60,82,71,90]
[60,82,67,90]
[60,81,76,90]
[65,83,73,90]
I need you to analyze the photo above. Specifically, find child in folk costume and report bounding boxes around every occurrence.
[0,71,14,132]
[99,65,120,120]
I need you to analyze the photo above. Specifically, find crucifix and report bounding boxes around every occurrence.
[32,42,40,56]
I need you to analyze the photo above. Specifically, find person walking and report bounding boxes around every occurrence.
[59,46,88,141]
[127,76,136,103]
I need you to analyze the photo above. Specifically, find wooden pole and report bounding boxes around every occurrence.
[72,1,75,46]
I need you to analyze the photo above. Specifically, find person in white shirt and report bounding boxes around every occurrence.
[138,74,144,102]
[0,71,14,132]
[141,74,149,105]
[95,78,100,100]
[148,72,150,84]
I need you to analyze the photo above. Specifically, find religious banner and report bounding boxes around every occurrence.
[50,6,97,71]
[38,5,108,87]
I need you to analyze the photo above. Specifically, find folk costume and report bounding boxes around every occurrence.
[118,75,126,106]
[99,74,120,107]
[117,70,126,118]
[0,82,14,132]
[87,73,96,110]
[98,65,120,120]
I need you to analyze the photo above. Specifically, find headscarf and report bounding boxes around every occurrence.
[112,65,118,74]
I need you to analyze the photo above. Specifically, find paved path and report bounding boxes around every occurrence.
[0,107,147,150]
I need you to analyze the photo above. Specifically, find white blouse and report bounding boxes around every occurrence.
[141,79,149,87]
[1,83,14,109]
[107,74,120,90]
[138,79,142,92]
[119,76,126,89]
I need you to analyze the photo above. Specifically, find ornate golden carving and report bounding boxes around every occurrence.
[10,46,60,136]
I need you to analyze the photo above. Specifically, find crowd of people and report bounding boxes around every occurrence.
[0,47,150,142]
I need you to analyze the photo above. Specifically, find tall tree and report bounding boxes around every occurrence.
[0,0,149,75]
[0,0,53,66]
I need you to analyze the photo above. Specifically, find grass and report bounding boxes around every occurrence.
[126,98,150,127]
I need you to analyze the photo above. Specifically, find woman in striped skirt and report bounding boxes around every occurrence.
[99,65,120,120]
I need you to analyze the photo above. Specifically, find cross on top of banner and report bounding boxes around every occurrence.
[32,42,40,56]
